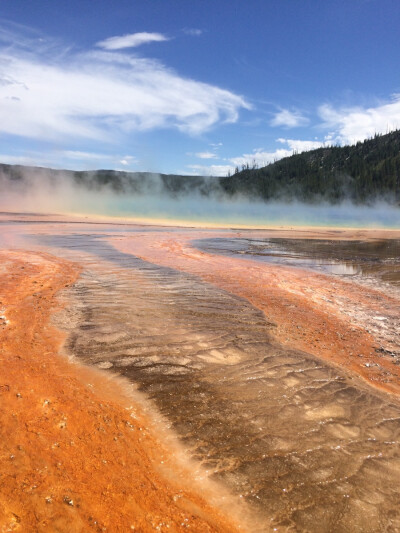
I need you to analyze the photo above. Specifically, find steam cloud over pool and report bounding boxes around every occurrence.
[1,165,400,228]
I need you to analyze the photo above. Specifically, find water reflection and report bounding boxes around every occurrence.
[195,237,400,285]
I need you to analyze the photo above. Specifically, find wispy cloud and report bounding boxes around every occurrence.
[0,148,137,170]
[194,151,217,159]
[0,24,250,145]
[318,95,400,144]
[0,153,46,167]
[271,108,309,128]
[63,150,112,161]
[183,28,203,36]
[63,150,137,166]
[96,32,170,50]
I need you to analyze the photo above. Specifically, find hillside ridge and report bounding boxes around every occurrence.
[1,130,400,204]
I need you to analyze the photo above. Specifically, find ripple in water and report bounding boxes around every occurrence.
[31,231,400,532]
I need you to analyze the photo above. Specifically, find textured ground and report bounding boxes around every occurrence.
[113,229,400,397]
[1,219,400,532]
[0,249,241,533]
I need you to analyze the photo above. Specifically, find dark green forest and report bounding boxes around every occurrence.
[219,130,400,204]
[1,129,400,205]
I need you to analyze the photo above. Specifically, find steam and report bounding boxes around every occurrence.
[0,169,109,215]
[1,166,400,228]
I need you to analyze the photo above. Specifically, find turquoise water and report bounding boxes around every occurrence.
[98,195,400,228]
[2,182,400,227]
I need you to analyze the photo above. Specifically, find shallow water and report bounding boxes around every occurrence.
[9,227,396,532]
[195,237,400,286]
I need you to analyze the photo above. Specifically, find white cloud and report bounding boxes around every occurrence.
[191,138,325,176]
[277,138,325,152]
[119,155,137,166]
[190,95,400,177]
[0,29,250,143]
[194,151,217,159]
[96,32,170,50]
[318,95,400,144]
[230,138,324,170]
[188,148,291,176]
[271,109,308,128]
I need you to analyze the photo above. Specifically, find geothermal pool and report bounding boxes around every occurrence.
[1,217,400,532]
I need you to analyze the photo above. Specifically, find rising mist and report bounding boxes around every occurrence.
[1,164,400,228]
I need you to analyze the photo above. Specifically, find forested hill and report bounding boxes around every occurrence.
[219,130,400,204]
[0,165,220,197]
[1,130,400,205]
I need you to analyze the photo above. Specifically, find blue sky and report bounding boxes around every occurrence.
[0,0,400,176]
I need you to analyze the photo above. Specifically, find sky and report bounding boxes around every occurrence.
[0,0,399,176]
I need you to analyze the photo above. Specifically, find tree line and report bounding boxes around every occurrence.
[220,130,400,204]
